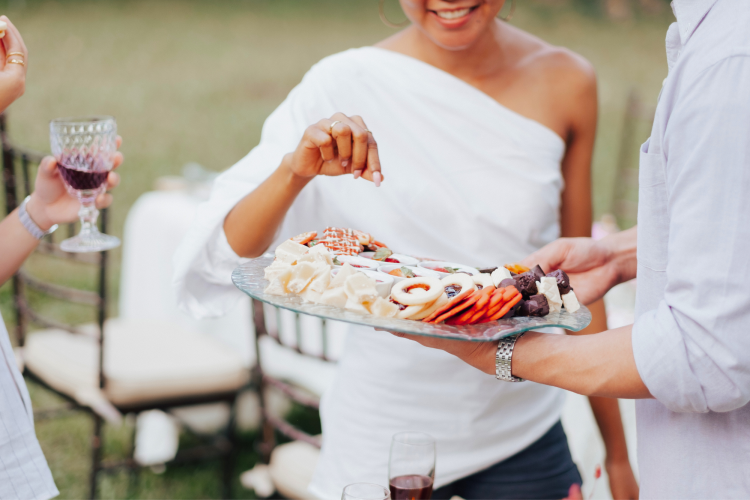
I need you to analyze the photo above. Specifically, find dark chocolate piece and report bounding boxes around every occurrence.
[514,272,539,298]
[530,265,546,279]
[546,269,572,295]
[478,267,498,274]
[517,294,550,317]
[499,278,517,289]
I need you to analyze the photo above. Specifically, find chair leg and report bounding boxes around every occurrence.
[222,397,238,499]
[89,413,103,500]
[127,420,139,499]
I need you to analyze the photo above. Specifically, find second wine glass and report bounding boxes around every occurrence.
[388,432,436,500]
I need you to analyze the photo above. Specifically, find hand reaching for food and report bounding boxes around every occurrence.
[289,112,383,186]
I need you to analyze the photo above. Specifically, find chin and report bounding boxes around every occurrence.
[403,0,501,51]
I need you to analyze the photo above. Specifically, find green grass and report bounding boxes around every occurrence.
[0,1,672,498]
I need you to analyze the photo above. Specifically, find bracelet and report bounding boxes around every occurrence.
[495,332,526,382]
[18,196,58,240]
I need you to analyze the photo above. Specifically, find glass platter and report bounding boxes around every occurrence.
[232,257,591,342]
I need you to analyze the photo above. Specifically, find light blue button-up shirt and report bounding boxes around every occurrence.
[632,0,750,497]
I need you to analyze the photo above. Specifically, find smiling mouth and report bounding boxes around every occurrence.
[432,6,478,20]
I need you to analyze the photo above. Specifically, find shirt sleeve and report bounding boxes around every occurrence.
[173,60,338,319]
[632,54,750,413]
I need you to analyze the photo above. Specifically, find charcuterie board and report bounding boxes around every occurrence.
[232,256,591,342]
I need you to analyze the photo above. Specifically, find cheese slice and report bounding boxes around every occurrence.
[286,261,317,294]
[264,260,292,281]
[369,297,399,318]
[344,273,379,303]
[561,290,581,313]
[308,264,332,293]
[345,296,370,313]
[275,240,309,264]
[300,287,323,304]
[299,243,333,266]
[536,276,563,313]
[264,268,292,296]
[330,263,356,288]
[320,286,348,308]
[491,267,512,287]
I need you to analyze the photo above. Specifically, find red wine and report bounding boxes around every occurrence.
[58,164,108,191]
[389,475,433,500]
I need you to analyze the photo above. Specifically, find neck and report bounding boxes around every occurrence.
[393,20,509,80]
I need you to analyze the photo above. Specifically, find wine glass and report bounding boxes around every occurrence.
[388,432,436,500]
[342,483,391,500]
[50,116,120,252]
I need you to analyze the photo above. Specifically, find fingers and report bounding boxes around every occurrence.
[95,192,114,210]
[116,135,122,149]
[1,16,28,71]
[520,239,568,271]
[366,134,382,187]
[313,119,336,161]
[111,151,124,170]
[330,120,352,168]
[36,156,57,178]
[347,115,370,177]
[106,171,120,190]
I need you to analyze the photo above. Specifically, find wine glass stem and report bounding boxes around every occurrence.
[78,201,100,236]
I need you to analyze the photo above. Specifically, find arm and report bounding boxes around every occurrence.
[224,113,382,258]
[556,62,638,498]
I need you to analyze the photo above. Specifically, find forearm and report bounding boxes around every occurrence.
[223,154,311,258]
[589,396,630,462]
[0,208,40,285]
[512,326,650,398]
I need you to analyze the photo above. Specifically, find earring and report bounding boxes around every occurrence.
[498,0,516,22]
[379,0,410,28]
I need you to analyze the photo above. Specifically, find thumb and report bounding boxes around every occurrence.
[520,239,567,271]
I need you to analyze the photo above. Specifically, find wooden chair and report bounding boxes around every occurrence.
[251,299,339,498]
[1,113,248,499]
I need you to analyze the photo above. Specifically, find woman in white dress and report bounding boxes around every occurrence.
[0,17,123,499]
[175,1,638,498]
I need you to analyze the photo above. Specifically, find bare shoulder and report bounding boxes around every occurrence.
[508,25,597,98]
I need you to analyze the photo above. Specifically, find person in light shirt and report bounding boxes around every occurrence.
[0,16,123,498]
[174,1,639,498]
[399,1,750,498]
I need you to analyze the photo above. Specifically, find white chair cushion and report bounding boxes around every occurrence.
[23,318,249,407]
[268,440,321,500]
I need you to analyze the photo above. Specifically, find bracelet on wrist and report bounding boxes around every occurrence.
[19,196,58,240]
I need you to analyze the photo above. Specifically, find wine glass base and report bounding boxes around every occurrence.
[60,233,121,253]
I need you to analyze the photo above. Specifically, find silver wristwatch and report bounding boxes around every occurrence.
[495,333,526,382]
[19,196,58,240]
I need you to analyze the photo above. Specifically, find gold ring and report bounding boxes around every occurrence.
[7,59,24,66]
[329,120,342,133]
[364,129,372,134]
[6,52,24,59]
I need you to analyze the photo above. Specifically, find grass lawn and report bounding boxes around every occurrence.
[0,1,672,498]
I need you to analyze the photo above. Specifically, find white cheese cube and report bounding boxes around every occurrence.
[330,263,356,288]
[536,276,563,313]
[320,287,348,308]
[473,274,495,289]
[561,290,581,313]
[369,297,399,318]
[275,240,309,264]
[264,268,292,296]
[286,261,317,294]
[299,244,333,266]
[491,267,512,287]
[344,273,379,303]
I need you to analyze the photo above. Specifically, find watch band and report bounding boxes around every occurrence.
[495,333,526,382]
[18,196,58,240]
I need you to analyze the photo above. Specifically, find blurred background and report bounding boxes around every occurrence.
[0,0,670,498]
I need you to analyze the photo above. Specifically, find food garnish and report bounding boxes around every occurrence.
[372,247,394,261]
[505,263,530,274]
[291,231,317,246]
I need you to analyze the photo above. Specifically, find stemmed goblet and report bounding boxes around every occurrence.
[388,432,436,500]
[342,483,391,500]
[50,116,120,252]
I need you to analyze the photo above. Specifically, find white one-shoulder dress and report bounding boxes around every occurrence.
[174,47,567,499]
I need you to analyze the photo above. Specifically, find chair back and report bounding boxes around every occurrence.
[252,299,338,458]
[1,113,110,390]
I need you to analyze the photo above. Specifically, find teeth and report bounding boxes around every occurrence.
[436,8,471,19]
